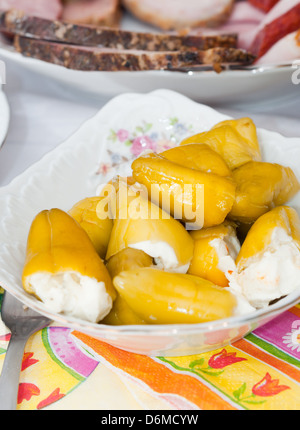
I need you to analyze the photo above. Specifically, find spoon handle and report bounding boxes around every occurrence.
[0,333,27,410]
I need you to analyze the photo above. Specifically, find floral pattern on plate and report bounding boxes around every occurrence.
[95,117,194,178]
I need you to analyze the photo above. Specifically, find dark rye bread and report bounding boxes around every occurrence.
[14,34,255,72]
[0,9,238,51]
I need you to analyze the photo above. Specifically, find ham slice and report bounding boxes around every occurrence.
[121,0,235,31]
[256,29,300,64]
[0,0,62,20]
[0,10,238,50]
[249,0,300,58]
[248,0,280,13]
[13,35,254,72]
[191,1,265,50]
[61,0,121,27]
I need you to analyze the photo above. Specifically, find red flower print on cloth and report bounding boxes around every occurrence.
[0,333,11,342]
[21,352,39,371]
[37,388,65,409]
[252,373,290,397]
[17,383,40,404]
[208,348,247,369]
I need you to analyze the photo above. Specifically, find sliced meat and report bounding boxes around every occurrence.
[256,29,300,64]
[0,9,238,50]
[61,0,121,27]
[121,0,235,31]
[226,1,266,24]
[249,0,300,58]
[191,2,265,50]
[13,35,255,72]
[0,0,62,20]
[218,2,265,50]
[248,0,280,13]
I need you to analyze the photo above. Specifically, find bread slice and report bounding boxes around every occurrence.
[13,34,255,72]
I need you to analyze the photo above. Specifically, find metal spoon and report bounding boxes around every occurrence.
[0,290,51,410]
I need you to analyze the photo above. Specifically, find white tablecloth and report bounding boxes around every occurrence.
[0,57,300,187]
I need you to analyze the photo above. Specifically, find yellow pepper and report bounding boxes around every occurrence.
[105,179,194,273]
[113,268,236,324]
[131,151,236,228]
[188,221,240,287]
[22,208,116,310]
[180,117,261,170]
[162,143,232,177]
[69,196,113,259]
[236,206,300,272]
[102,294,146,325]
[103,248,152,325]
[229,161,300,223]
[106,248,153,279]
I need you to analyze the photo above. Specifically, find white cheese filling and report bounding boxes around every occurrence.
[223,227,300,310]
[27,272,113,323]
[209,234,241,278]
[209,235,255,315]
[129,240,190,273]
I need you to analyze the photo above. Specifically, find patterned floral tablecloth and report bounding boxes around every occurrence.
[0,291,299,411]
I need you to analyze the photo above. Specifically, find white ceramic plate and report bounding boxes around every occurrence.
[0,17,298,109]
[0,89,299,357]
[0,86,9,150]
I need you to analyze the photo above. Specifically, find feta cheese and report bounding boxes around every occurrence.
[209,233,240,279]
[27,272,113,323]
[129,240,190,273]
[225,227,300,309]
